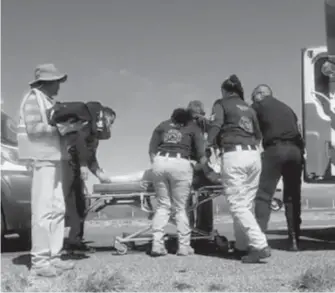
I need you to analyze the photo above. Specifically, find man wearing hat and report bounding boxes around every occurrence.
[17,63,75,277]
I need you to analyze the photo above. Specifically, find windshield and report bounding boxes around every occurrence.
[1,111,18,146]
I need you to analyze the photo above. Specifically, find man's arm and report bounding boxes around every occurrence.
[148,123,162,162]
[193,125,207,165]
[207,102,224,147]
[85,138,101,176]
[23,93,58,137]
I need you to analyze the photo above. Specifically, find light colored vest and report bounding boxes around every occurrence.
[17,88,65,161]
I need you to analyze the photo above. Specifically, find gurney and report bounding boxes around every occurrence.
[87,180,284,255]
[88,181,228,255]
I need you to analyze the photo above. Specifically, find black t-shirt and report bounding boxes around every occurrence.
[252,96,303,149]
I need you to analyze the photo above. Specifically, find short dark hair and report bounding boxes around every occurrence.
[221,74,244,100]
[171,108,193,126]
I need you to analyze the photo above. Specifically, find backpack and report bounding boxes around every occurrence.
[47,101,112,140]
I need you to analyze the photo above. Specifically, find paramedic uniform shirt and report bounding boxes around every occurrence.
[251,96,303,150]
[149,119,205,160]
[207,94,262,148]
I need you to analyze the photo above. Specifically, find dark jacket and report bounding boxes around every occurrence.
[252,96,304,151]
[207,94,261,148]
[149,119,205,161]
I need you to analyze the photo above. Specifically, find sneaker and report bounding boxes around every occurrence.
[176,246,195,256]
[30,265,62,278]
[241,246,271,263]
[232,248,248,259]
[50,259,75,271]
[151,246,168,257]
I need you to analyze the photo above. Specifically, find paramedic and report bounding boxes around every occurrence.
[17,64,75,277]
[65,107,115,252]
[187,100,215,234]
[251,84,304,251]
[149,108,207,256]
[206,74,271,263]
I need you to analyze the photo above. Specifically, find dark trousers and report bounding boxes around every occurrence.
[255,142,303,236]
[66,150,87,244]
[196,195,214,233]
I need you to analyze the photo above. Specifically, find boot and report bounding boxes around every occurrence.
[284,203,299,251]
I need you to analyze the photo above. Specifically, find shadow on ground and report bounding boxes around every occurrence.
[266,227,335,251]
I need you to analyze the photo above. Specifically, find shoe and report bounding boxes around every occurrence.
[241,246,271,263]
[50,258,75,271]
[288,233,299,251]
[176,246,195,256]
[30,265,62,278]
[232,248,248,259]
[284,203,300,252]
[151,246,168,257]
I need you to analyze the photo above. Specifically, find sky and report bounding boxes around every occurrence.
[1,0,328,176]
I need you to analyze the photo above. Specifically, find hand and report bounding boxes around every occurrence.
[96,169,112,183]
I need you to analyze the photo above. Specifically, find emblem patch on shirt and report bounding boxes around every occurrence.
[163,129,183,144]
[238,116,254,133]
[236,104,249,111]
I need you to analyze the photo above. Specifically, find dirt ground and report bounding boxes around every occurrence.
[2,210,335,292]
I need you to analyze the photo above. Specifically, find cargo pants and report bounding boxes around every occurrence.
[151,155,193,249]
[221,146,268,251]
[31,160,72,269]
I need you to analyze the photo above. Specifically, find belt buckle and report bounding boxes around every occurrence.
[235,145,242,151]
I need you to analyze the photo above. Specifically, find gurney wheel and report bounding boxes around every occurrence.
[214,235,229,253]
[271,198,283,212]
[114,240,128,255]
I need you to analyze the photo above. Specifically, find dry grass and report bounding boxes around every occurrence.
[1,266,128,292]
[292,264,335,292]
[2,250,335,292]
[2,212,335,292]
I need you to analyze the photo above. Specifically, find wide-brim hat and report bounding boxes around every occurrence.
[29,63,68,86]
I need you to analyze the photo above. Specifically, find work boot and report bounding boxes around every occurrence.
[50,258,75,271]
[151,245,168,257]
[284,203,300,251]
[232,248,248,260]
[30,265,62,278]
[176,246,195,256]
[241,246,271,263]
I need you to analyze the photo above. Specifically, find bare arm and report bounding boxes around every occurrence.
[85,138,101,176]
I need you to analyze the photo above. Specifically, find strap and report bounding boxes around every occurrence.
[19,88,48,125]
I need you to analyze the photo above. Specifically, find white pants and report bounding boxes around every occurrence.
[31,160,72,269]
[221,148,268,251]
[151,155,193,248]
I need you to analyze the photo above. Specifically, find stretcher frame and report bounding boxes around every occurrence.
[86,182,230,255]
[86,181,284,255]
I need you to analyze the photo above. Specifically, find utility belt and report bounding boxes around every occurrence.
[264,138,301,150]
[156,151,190,160]
[222,144,258,153]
